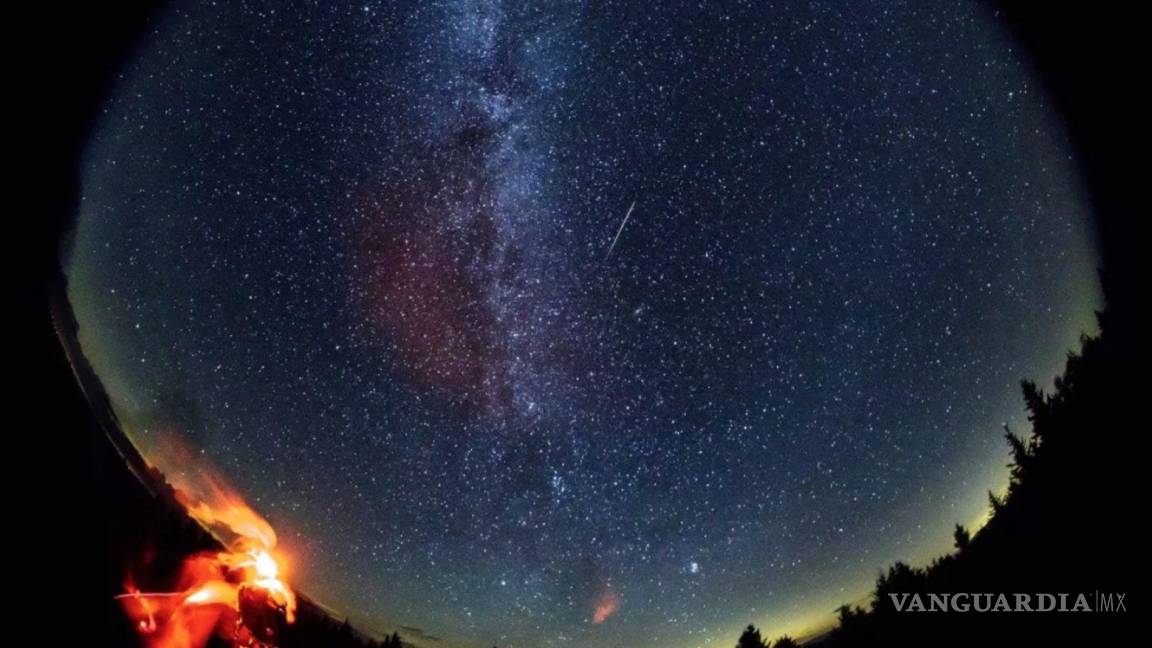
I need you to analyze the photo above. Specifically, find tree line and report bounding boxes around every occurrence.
[735,284,1136,647]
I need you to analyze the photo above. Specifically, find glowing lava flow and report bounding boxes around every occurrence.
[118,465,296,648]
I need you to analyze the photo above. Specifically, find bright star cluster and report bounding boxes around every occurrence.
[67,1,1099,647]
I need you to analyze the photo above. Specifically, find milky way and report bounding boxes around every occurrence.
[67,2,1100,646]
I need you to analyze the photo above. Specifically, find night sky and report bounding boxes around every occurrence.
[67,1,1100,647]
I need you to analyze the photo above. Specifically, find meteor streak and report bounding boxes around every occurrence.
[604,200,636,260]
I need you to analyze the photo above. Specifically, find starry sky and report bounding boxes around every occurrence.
[66,1,1101,647]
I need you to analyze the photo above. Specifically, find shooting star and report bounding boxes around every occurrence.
[604,200,636,260]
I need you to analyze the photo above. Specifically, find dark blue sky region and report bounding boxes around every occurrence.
[68,1,1099,646]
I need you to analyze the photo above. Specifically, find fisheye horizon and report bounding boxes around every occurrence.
[64,2,1100,647]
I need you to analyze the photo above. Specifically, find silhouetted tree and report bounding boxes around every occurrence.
[987,489,1005,516]
[837,603,867,632]
[1004,426,1037,485]
[953,523,970,552]
[873,561,924,611]
[774,636,800,648]
[338,618,354,640]
[1021,379,1050,434]
[736,624,768,648]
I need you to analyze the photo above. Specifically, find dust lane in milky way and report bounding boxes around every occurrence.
[66,1,1100,646]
